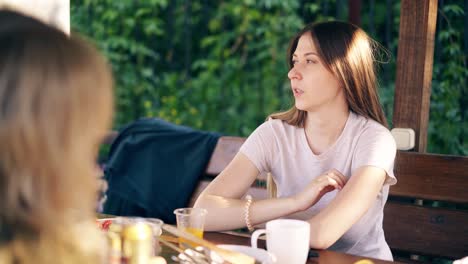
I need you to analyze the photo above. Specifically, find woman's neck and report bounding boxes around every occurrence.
[304,105,350,155]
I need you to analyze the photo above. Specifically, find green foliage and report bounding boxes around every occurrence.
[71,0,466,155]
[71,0,167,126]
[71,0,304,136]
[428,4,467,155]
[186,1,303,134]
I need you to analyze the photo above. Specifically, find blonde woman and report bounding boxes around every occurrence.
[0,10,113,263]
[195,21,397,261]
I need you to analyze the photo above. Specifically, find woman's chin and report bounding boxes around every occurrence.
[295,102,309,111]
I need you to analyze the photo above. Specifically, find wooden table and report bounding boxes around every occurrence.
[202,231,400,264]
[97,214,399,263]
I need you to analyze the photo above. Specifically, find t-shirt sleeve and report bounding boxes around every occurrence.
[352,126,397,185]
[239,121,277,173]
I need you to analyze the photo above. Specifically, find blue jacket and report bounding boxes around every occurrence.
[103,118,220,224]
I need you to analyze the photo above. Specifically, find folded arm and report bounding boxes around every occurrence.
[305,166,387,249]
[194,152,301,231]
[194,152,349,232]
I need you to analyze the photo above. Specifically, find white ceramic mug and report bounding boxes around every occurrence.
[251,219,310,264]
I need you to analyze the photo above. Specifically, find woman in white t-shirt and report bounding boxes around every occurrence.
[194,21,397,261]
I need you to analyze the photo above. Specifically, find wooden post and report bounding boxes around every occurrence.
[348,0,362,26]
[393,0,438,152]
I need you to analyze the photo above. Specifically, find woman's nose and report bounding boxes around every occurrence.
[287,67,301,80]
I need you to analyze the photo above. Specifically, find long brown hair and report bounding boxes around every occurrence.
[0,10,113,263]
[270,21,388,128]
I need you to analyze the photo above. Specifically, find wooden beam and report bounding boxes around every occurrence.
[205,137,246,176]
[348,0,362,26]
[391,151,468,203]
[393,0,438,152]
[384,202,468,259]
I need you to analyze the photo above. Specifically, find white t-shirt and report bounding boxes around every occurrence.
[240,111,397,261]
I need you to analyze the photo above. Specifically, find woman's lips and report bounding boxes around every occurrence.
[293,87,304,97]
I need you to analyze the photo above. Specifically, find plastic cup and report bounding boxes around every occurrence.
[173,208,207,248]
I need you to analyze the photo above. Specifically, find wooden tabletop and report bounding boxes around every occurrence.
[97,214,400,263]
[203,231,399,264]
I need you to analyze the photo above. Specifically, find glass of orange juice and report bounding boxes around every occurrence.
[173,208,207,248]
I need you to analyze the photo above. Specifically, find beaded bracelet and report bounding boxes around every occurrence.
[244,194,254,232]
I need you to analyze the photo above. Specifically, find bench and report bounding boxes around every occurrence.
[188,136,269,207]
[190,136,468,263]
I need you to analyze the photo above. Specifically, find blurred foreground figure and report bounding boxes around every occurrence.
[0,9,114,264]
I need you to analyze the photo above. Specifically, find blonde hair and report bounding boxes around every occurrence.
[270,21,388,128]
[0,10,113,263]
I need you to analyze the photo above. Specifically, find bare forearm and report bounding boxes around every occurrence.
[194,194,299,231]
[306,167,387,249]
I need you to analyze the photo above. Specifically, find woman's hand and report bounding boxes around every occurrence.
[293,169,347,211]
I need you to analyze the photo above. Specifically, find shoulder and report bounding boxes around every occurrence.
[351,113,396,150]
[350,114,397,184]
[263,118,299,135]
[242,118,300,153]
[263,117,291,129]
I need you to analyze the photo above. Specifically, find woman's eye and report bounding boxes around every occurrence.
[291,60,298,65]
[306,59,316,64]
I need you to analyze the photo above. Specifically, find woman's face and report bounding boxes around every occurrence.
[287,32,343,112]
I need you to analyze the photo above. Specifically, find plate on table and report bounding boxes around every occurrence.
[216,244,276,264]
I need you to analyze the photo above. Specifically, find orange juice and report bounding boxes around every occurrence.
[173,207,207,248]
[178,227,204,248]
